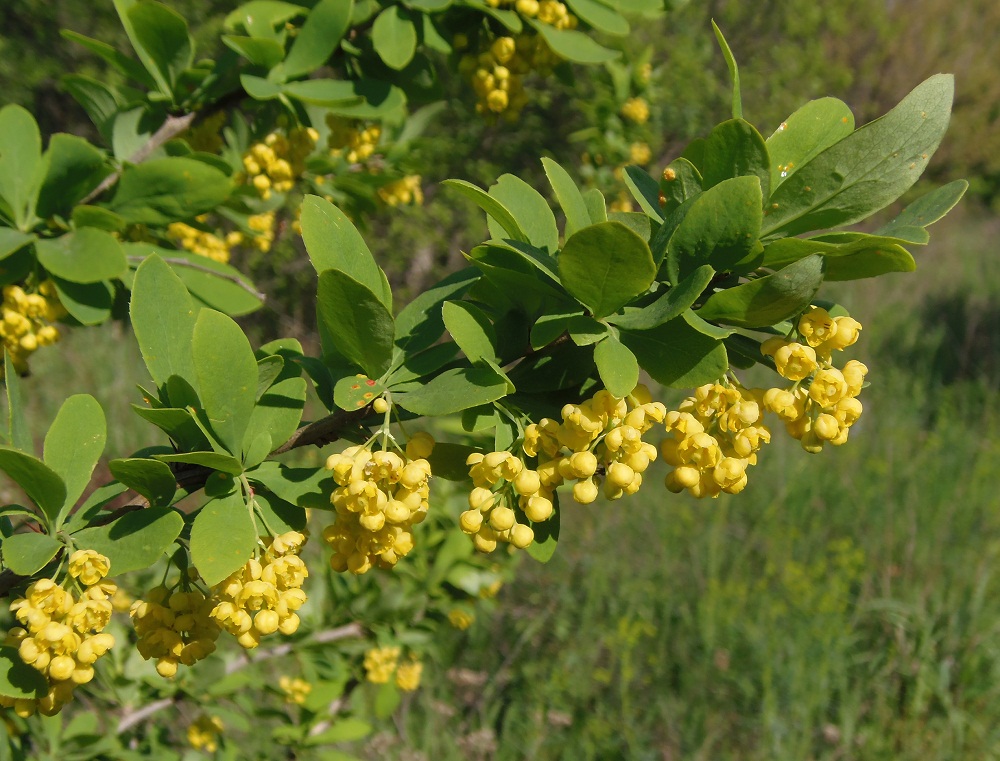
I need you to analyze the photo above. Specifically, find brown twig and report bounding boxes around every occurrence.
[80,112,197,205]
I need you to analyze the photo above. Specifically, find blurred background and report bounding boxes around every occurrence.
[4,0,1000,758]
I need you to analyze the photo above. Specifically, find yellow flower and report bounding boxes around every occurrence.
[395,659,423,692]
[187,714,224,752]
[620,97,650,124]
[772,343,818,381]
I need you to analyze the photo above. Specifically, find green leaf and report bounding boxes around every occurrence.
[62,481,128,534]
[125,244,263,316]
[109,458,177,506]
[444,180,529,243]
[0,646,48,700]
[243,432,272,470]
[766,97,854,191]
[43,395,106,525]
[222,35,286,68]
[620,312,729,388]
[110,157,232,226]
[59,30,156,88]
[154,451,245,475]
[700,119,770,200]
[583,187,608,223]
[877,179,968,241]
[326,79,406,119]
[525,492,559,563]
[426,442,482,481]
[73,506,184,575]
[246,461,332,510]
[1,533,62,576]
[566,0,629,35]
[386,342,459,385]
[256,356,285,400]
[0,105,42,229]
[62,75,120,143]
[526,18,619,63]
[190,492,258,586]
[442,301,497,365]
[487,174,560,253]
[823,244,916,281]
[623,166,663,221]
[559,221,655,318]
[191,310,257,455]
[36,134,110,219]
[300,196,391,308]
[253,488,306,534]
[594,334,638,398]
[71,205,126,233]
[281,79,364,106]
[711,21,742,120]
[397,366,508,416]
[0,449,66,526]
[317,270,395,378]
[541,157,591,239]
[0,230,35,262]
[50,277,114,326]
[282,0,353,77]
[121,0,194,98]
[131,406,210,451]
[333,373,385,411]
[241,74,283,100]
[659,158,703,215]
[697,255,825,328]
[130,254,199,388]
[35,229,127,283]
[247,375,306,449]
[666,176,762,284]
[394,267,479,352]
[372,6,417,70]
[225,1,306,36]
[609,265,715,330]
[5,352,32,453]
[762,75,955,237]
[567,315,608,346]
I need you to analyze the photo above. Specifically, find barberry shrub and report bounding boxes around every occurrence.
[0,0,966,755]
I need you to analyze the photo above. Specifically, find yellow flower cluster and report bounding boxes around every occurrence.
[395,659,423,692]
[323,433,434,574]
[629,141,652,165]
[524,384,664,503]
[362,647,422,690]
[210,532,309,649]
[167,212,276,263]
[167,221,242,263]
[461,450,548,552]
[620,96,650,124]
[326,116,381,164]
[487,0,577,29]
[130,586,220,678]
[242,127,318,200]
[378,175,424,206]
[0,551,115,717]
[278,675,312,705]
[363,646,400,684]
[448,608,475,630]
[187,714,224,752]
[761,307,867,453]
[0,283,64,376]
[661,382,771,498]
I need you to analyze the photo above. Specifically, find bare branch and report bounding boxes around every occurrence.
[116,696,177,734]
[80,113,197,205]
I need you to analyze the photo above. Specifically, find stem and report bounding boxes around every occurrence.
[80,113,197,206]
